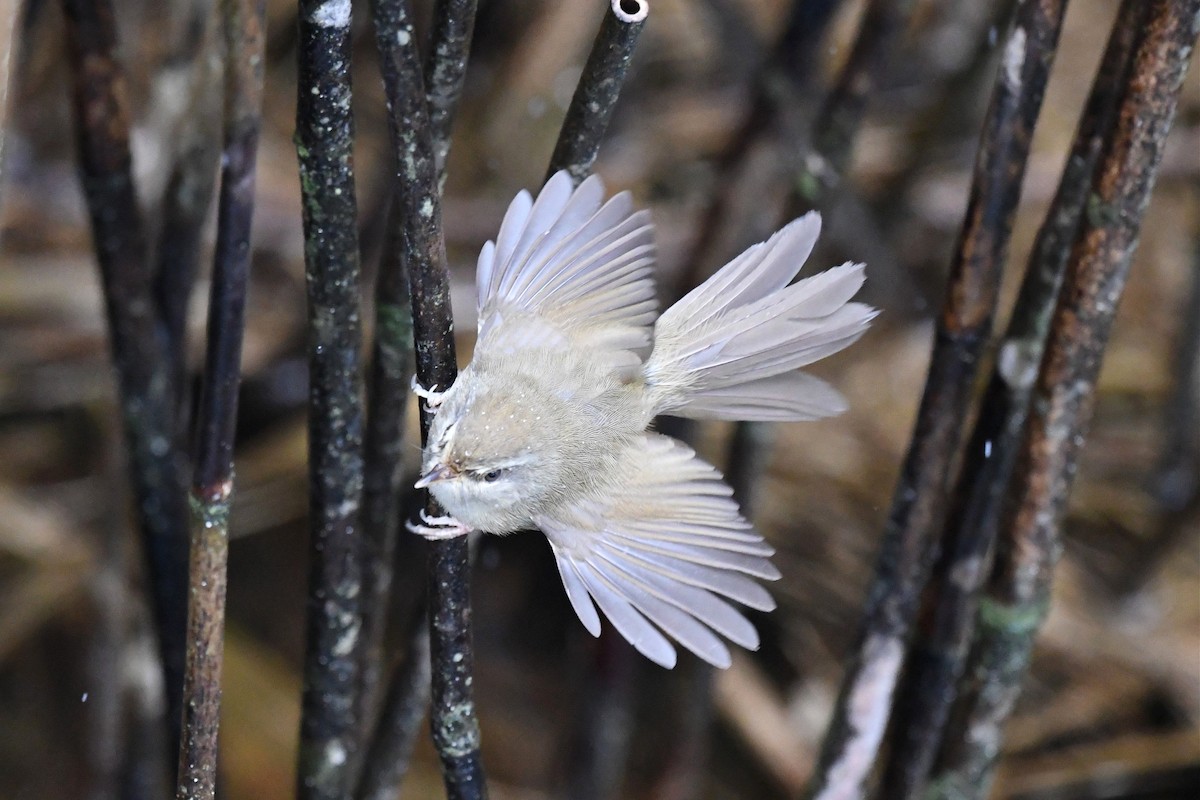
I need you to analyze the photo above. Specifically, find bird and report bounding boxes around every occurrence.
[411,170,875,669]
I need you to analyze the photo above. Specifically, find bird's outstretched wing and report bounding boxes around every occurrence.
[535,433,778,669]
[475,171,657,371]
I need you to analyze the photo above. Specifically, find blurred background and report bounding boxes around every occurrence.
[0,0,1197,797]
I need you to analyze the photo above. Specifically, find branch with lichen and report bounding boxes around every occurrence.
[294,1,368,797]
[805,2,1070,797]
[878,4,1145,796]
[927,4,1199,796]
[368,0,485,796]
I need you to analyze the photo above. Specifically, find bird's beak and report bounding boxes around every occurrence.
[415,463,457,489]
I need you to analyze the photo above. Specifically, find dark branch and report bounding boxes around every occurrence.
[929,3,1200,795]
[805,2,1070,797]
[60,0,190,765]
[878,3,1145,795]
[545,0,648,185]
[175,1,266,797]
[357,0,480,763]
[294,1,367,797]
[369,0,486,796]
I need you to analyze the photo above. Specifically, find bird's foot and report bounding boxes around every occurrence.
[406,509,471,540]
[411,376,447,410]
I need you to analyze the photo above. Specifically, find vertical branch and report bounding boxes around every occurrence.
[369,1,486,797]
[294,1,366,798]
[545,0,648,184]
[878,3,1145,796]
[805,2,1070,798]
[358,0,479,753]
[60,0,191,760]
[929,3,1200,796]
[154,0,223,431]
[175,0,266,798]
[0,0,25,205]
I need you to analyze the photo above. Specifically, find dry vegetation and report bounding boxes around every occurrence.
[0,0,1196,798]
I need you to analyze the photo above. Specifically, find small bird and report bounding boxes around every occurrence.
[412,171,875,669]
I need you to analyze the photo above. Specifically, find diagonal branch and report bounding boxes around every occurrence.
[928,3,1200,796]
[805,2,1070,797]
[878,3,1146,795]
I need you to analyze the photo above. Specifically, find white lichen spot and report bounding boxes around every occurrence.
[310,0,351,28]
[998,339,1039,391]
[397,29,411,46]
[1003,27,1027,91]
[325,741,347,767]
[420,197,434,218]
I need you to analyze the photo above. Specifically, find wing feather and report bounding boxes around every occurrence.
[537,433,778,669]
[475,171,658,365]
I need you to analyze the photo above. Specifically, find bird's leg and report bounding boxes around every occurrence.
[411,376,448,410]
[406,508,472,540]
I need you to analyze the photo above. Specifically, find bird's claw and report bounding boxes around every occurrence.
[406,509,471,540]
[411,376,447,410]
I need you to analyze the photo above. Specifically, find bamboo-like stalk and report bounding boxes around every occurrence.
[60,0,191,762]
[153,0,222,434]
[294,1,367,797]
[175,1,266,798]
[877,4,1145,796]
[545,0,648,184]
[927,4,1200,796]
[805,3,1070,798]
[368,0,485,796]
[357,0,479,761]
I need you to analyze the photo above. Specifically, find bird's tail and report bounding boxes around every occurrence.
[643,213,875,422]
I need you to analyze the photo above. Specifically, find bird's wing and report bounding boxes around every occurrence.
[535,433,778,669]
[475,171,657,370]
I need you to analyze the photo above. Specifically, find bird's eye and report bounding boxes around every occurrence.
[482,469,503,483]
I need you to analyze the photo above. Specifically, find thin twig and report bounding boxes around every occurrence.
[805,3,1069,797]
[294,1,367,797]
[153,0,223,435]
[357,0,480,759]
[929,4,1200,795]
[545,0,648,185]
[175,1,266,797]
[877,4,1145,795]
[369,0,485,796]
[61,0,191,763]
[0,0,25,206]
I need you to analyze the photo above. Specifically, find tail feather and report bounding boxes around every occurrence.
[646,212,875,421]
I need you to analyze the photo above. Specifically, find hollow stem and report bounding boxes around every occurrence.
[545,0,648,184]
[805,2,1070,797]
